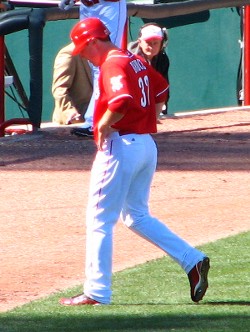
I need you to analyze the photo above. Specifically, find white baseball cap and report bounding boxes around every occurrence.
[140,24,164,41]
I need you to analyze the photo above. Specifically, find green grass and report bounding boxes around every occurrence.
[0,232,249,332]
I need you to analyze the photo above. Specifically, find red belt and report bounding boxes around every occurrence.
[81,0,119,7]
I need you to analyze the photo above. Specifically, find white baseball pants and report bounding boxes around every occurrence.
[83,132,205,304]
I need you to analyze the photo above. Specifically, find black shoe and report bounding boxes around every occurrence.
[188,257,210,302]
[70,126,94,138]
[161,109,168,115]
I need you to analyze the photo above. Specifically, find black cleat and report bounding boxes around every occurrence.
[188,257,210,302]
[71,126,94,138]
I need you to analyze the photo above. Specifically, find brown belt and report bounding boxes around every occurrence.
[81,0,119,7]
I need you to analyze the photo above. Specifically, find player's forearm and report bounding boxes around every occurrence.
[98,109,124,130]
[156,102,165,119]
[96,109,124,151]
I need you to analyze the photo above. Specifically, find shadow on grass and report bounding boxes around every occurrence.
[103,301,250,306]
[206,300,250,306]
[0,312,249,332]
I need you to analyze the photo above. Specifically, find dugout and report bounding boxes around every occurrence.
[0,0,244,129]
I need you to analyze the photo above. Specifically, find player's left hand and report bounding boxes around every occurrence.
[97,110,124,150]
[97,125,114,151]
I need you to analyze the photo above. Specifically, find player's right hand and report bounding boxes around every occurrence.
[58,0,75,11]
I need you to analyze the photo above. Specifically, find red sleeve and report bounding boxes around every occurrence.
[102,61,131,100]
[108,98,131,114]
[100,59,133,114]
[147,64,169,104]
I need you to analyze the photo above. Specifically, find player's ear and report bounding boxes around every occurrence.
[88,38,99,48]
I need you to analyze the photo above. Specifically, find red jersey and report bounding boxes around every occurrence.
[93,49,169,136]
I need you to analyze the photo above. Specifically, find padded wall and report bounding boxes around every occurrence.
[5,7,241,121]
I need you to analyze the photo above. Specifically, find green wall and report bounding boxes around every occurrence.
[129,7,241,113]
[168,7,241,112]
[4,7,241,122]
[5,18,78,122]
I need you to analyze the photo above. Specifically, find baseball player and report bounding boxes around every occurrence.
[59,0,127,137]
[59,18,210,306]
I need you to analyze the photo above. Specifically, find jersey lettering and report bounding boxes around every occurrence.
[138,75,150,107]
[129,59,146,74]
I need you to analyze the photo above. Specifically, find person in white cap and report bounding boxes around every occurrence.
[128,22,170,115]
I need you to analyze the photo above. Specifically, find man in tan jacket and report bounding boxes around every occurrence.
[52,43,93,125]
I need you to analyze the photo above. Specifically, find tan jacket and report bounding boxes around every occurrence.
[52,43,93,125]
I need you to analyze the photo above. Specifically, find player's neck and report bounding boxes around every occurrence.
[102,45,120,63]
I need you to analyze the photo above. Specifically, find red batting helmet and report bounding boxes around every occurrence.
[70,17,110,55]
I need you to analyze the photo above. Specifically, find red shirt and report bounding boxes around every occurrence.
[93,49,169,137]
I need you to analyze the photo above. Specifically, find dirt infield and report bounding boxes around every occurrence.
[0,109,250,312]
